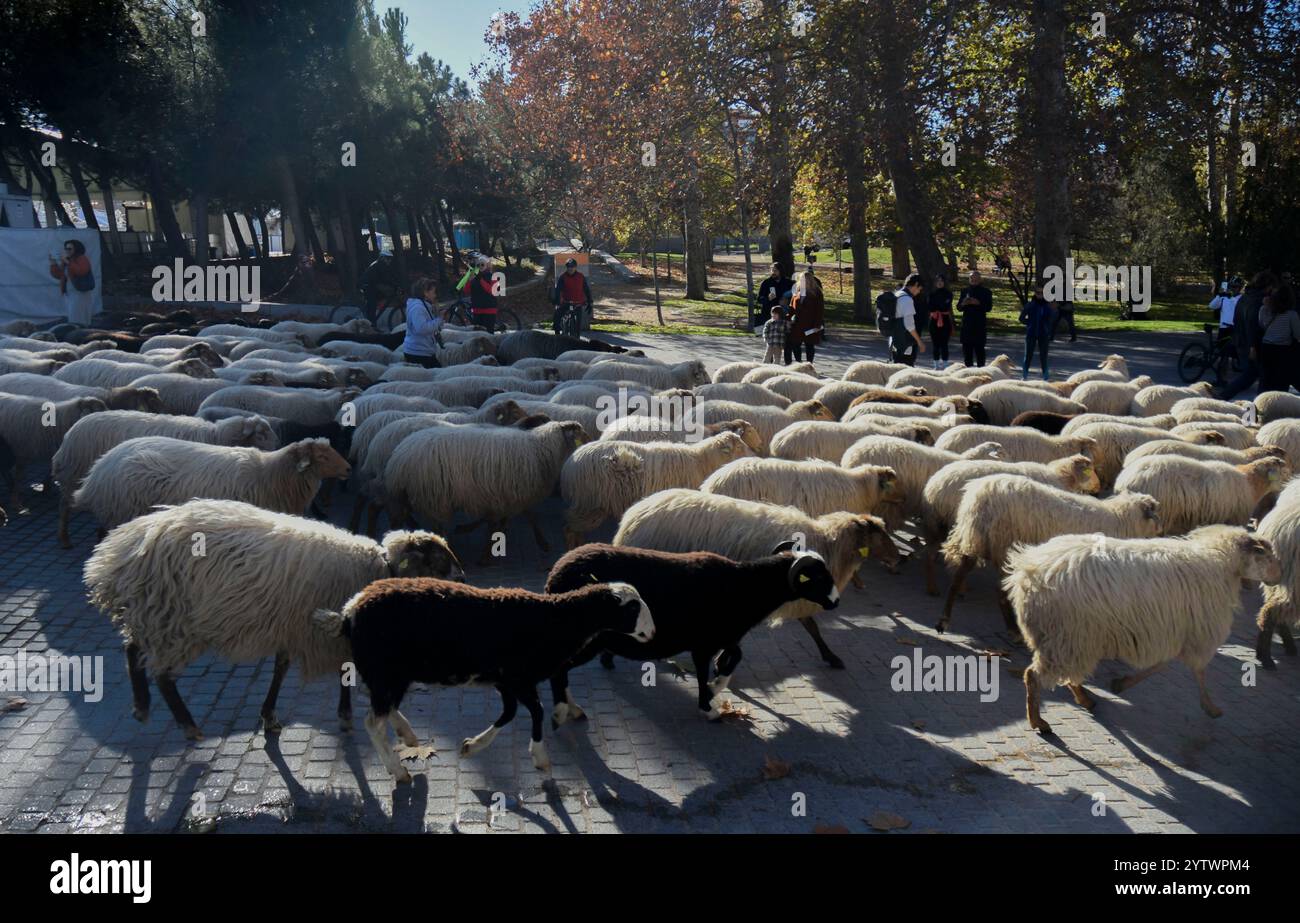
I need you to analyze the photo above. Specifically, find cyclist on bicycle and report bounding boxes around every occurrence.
[359,251,402,325]
[552,257,593,334]
[457,255,500,328]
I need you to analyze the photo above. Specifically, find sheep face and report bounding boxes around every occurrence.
[965,441,1003,460]
[245,370,281,386]
[1119,493,1163,536]
[1063,455,1102,494]
[713,431,753,460]
[685,361,709,386]
[292,438,351,479]
[1250,457,1293,494]
[606,582,655,642]
[783,550,841,610]
[964,399,990,425]
[558,420,588,450]
[180,342,223,367]
[713,420,764,455]
[338,367,372,388]
[1070,436,1098,459]
[124,387,165,413]
[74,397,109,421]
[849,516,901,571]
[176,358,216,379]
[802,400,835,421]
[240,416,279,450]
[346,318,376,336]
[491,400,527,425]
[385,531,466,582]
[1233,533,1283,584]
[909,426,935,446]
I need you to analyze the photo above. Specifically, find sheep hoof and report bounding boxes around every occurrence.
[338,712,353,732]
[934,621,948,634]
[183,725,204,742]
[824,654,846,670]
[552,703,573,727]
[459,738,477,757]
[1259,657,1277,671]
[528,740,551,773]
[261,713,283,734]
[131,707,149,724]
[1203,704,1223,719]
[1031,721,1054,737]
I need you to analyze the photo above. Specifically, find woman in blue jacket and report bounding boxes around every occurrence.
[1020,287,1056,380]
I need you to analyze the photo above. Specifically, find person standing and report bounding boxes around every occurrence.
[757,262,794,319]
[1255,282,1299,393]
[928,274,953,368]
[1020,287,1055,380]
[464,255,499,329]
[401,278,446,368]
[1051,299,1078,342]
[359,251,401,325]
[890,274,927,366]
[957,270,992,366]
[788,271,825,365]
[1220,271,1278,398]
[762,304,788,364]
[48,239,95,326]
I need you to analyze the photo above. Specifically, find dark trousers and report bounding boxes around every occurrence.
[1220,354,1260,399]
[789,342,816,363]
[783,342,796,365]
[405,353,440,369]
[1023,334,1050,379]
[1051,309,1077,341]
[1259,343,1298,393]
[930,323,950,361]
[891,341,917,366]
[961,339,986,367]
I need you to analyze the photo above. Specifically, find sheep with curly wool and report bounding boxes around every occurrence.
[1169,420,1255,450]
[0,374,163,413]
[52,410,278,547]
[613,488,899,667]
[712,361,764,383]
[887,368,990,396]
[966,381,1087,426]
[695,382,791,408]
[699,456,899,524]
[771,418,935,463]
[1254,419,1300,467]
[938,475,1162,633]
[197,385,359,429]
[84,498,461,740]
[838,436,1003,530]
[1130,381,1216,416]
[934,425,1096,464]
[1113,455,1290,534]
[0,394,106,511]
[1123,439,1283,466]
[1069,421,1216,488]
[55,356,213,389]
[843,360,910,386]
[1005,526,1280,735]
[384,420,587,562]
[75,435,349,533]
[546,544,840,722]
[561,432,755,546]
[741,363,818,385]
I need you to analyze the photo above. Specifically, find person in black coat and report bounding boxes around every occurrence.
[957,270,993,367]
[757,263,794,322]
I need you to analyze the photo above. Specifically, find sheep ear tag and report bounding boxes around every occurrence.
[858,547,870,558]
[798,574,810,584]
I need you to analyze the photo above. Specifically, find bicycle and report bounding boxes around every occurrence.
[554,301,587,338]
[1177,323,1235,385]
[445,296,522,333]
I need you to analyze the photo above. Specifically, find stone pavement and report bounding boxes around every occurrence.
[1,329,1295,835]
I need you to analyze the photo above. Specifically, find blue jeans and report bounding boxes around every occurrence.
[1023,334,1050,379]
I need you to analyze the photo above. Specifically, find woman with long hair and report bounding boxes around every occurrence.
[401,277,446,368]
[1256,281,1299,393]
[48,239,95,325]
[787,271,825,365]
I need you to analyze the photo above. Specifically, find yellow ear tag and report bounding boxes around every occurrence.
[858,547,870,558]
[798,573,810,583]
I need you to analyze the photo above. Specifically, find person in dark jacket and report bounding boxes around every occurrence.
[788,271,825,365]
[1020,287,1055,380]
[552,258,594,332]
[757,262,794,324]
[465,255,499,323]
[1254,282,1298,393]
[359,252,401,325]
[1220,271,1278,399]
[1051,299,1078,342]
[957,271,992,366]
[927,274,954,368]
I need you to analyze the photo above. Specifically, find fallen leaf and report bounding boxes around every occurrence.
[814,823,850,834]
[716,700,753,722]
[981,648,1012,659]
[761,755,791,780]
[896,637,920,647]
[2,697,27,714]
[866,811,910,832]
[911,719,927,731]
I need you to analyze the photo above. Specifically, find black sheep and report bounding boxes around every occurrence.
[544,542,839,724]
[494,329,631,364]
[327,577,653,783]
[1008,410,1076,435]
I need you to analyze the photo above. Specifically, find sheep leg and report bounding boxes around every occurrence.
[599,651,616,669]
[937,556,977,633]
[364,502,383,539]
[711,645,743,697]
[125,642,150,723]
[549,669,587,729]
[850,572,865,590]
[518,687,551,773]
[1110,662,1166,694]
[1067,683,1096,712]
[1192,665,1222,718]
[364,709,411,784]
[259,652,290,734]
[526,511,550,553]
[155,674,202,741]
[337,681,353,731]
[389,710,436,761]
[347,493,367,533]
[461,688,517,758]
[1023,666,1052,736]
[997,590,1022,639]
[799,617,844,669]
[317,478,335,511]
[57,494,73,549]
[924,546,940,597]
[1279,622,1298,657]
[692,649,717,717]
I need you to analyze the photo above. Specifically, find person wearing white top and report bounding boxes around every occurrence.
[1210,278,1243,332]
[401,278,445,367]
[889,274,927,366]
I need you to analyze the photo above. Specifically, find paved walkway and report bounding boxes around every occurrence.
[0,329,1292,835]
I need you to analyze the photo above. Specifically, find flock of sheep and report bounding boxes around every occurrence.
[3,314,1300,785]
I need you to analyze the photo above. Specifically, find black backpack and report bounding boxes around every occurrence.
[875,290,898,337]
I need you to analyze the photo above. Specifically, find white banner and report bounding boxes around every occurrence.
[0,228,103,324]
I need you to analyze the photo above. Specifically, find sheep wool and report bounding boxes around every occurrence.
[1256,419,1300,467]
[1113,455,1290,534]
[1130,382,1215,416]
[693,382,791,409]
[583,359,708,391]
[198,385,357,428]
[1254,390,1300,424]
[967,381,1087,426]
[687,399,834,455]
[771,417,934,463]
[699,456,899,520]
[934,425,1095,465]
[1169,421,1255,451]
[711,361,764,384]
[839,435,1003,529]
[1256,477,1300,667]
[843,360,910,386]
[741,362,817,385]
[0,394,107,510]
[761,374,825,403]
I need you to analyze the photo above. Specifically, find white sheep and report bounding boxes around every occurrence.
[562,432,756,546]
[843,360,909,386]
[938,475,1161,634]
[695,382,791,408]
[0,394,106,511]
[699,457,899,520]
[0,349,64,376]
[934,425,1096,464]
[918,455,1100,595]
[812,380,886,419]
[1071,420,1217,488]
[1065,354,1129,385]
[229,342,309,361]
[1005,526,1281,734]
[1253,391,1300,424]
[1113,455,1290,534]
[711,361,764,383]
[546,382,653,409]
[613,488,899,666]
[344,393,450,427]
[597,416,764,453]
[771,417,935,463]
[199,324,304,344]
[510,358,589,381]
[74,436,350,532]
[1170,420,1255,451]
[316,340,399,364]
[83,498,461,738]
[367,378,511,407]
[52,410,279,547]
[1255,477,1300,669]
[843,412,971,442]
[582,359,708,390]
[198,386,358,428]
[1124,439,1284,466]
[1070,378,1151,416]
[0,373,163,413]
[270,318,375,347]
[762,374,826,402]
[887,368,989,396]
[126,372,272,416]
[1061,412,1174,434]
[686,399,834,454]
[384,420,587,562]
[967,381,1086,426]
[219,361,338,389]
[1130,381,1215,416]
[1170,396,1251,418]
[741,362,817,384]
[55,357,214,390]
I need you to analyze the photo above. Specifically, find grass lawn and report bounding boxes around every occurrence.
[591,319,750,337]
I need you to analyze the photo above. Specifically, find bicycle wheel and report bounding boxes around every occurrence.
[560,310,580,338]
[1177,342,1210,384]
[495,310,523,333]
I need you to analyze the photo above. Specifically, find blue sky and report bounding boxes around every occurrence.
[403,0,535,83]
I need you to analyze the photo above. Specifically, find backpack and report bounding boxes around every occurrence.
[874,290,898,337]
[71,267,95,292]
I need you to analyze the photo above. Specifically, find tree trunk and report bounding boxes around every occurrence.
[1029,0,1071,289]
[685,196,708,299]
[16,144,76,227]
[100,175,124,257]
[191,189,208,264]
[843,137,873,321]
[147,154,188,258]
[337,185,363,295]
[366,209,382,256]
[422,210,447,285]
[226,210,248,259]
[67,155,100,231]
[763,0,796,278]
[436,201,461,271]
[304,206,326,266]
[379,194,407,283]
[244,211,264,261]
[890,229,911,279]
[1225,87,1240,257]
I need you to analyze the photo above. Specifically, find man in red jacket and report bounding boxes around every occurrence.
[466,255,499,325]
[552,258,593,333]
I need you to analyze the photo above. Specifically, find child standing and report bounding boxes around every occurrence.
[762,303,789,364]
